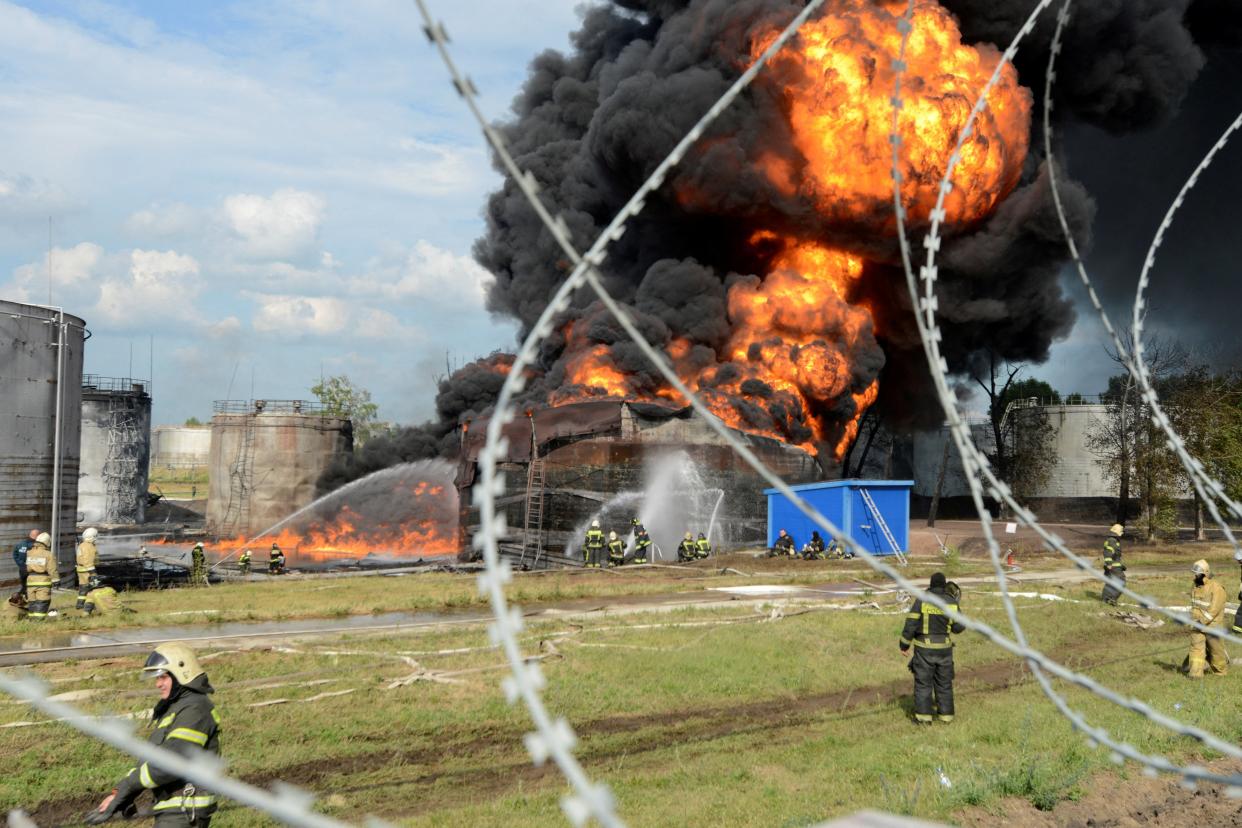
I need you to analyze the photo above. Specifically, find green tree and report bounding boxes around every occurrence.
[184,416,203,426]
[969,349,1058,504]
[311,375,383,446]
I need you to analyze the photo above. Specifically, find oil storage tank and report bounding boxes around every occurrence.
[207,400,352,538]
[78,376,152,525]
[150,425,211,471]
[0,299,86,578]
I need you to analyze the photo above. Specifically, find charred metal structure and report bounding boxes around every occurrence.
[207,400,352,538]
[457,401,820,563]
[0,299,85,578]
[78,376,152,526]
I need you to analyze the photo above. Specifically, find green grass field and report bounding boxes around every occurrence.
[4,553,1241,825]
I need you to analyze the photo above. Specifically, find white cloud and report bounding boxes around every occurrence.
[123,201,202,238]
[246,291,419,341]
[7,242,104,303]
[94,249,203,326]
[222,188,326,261]
[350,240,493,306]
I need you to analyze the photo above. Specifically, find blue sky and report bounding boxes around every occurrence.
[0,0,1139,430]
[0,0,582,425]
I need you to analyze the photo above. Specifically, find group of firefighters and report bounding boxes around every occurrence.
[7,529,288,621]
[580,518,714,566]
[767,528,856,560]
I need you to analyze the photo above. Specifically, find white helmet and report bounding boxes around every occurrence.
[1108,524,1123,538]
[82,527,98,541]
[142,642,205,685]
[35,532,51,546]
[1192,559,1211,576]
[608,531,617,541]
[591,519,600,529]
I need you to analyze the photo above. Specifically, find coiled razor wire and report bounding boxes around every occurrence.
[418,0,1242,822]
[0,670,386,828]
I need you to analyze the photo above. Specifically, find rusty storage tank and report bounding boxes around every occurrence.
[206,400,353,538]
[78,376,152,525]
[0,299,86,579]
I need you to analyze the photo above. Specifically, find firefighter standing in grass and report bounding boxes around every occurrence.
[237,549,251,575]
[631,519,652,564]
[900,572,964,724]
[607,531,626,567]
[77,527,99,610]
[189,543,208,587]
[1187,559,1229,678]
[1100,524,1125,606]
[11,529,37,597]
[268,543,285,575]
[583,521,605,568]
[25,531,57,619]
[86,642,220,826]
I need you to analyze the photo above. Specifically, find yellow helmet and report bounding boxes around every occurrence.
[142,642,205,685]
[608,531,617,541]
[1108,524,1124,537]
[1192,559,1211,577]
[684,531,693,540]
[35,532,51,546]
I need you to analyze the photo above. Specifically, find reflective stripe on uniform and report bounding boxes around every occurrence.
[167,727,209,746]
[26,577,52,587]
[912,639,952,649]
[140,763,156,788]
[158,713,176,727]
[76,566,96,573]
[153,796,217,811]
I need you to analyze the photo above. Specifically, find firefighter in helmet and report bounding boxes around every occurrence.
[86,642,220,825]
[583,520,605,568]
[189,542,208,587]
[238,549,251,575]
[607,531,626,567]
[631,518,652,564]
[1101,524,1125,605]
[24,531,57,619]
[82,576,121,616]
[1187,559,1229,678]
[900,573,965,723]
[77,527,100,610]
[268,543,285,575]
[677,532,697,562]
[694,532,712,559]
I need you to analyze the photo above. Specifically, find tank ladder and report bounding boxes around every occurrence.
[222,413,256,536]
[858,487,907,565]
[520,458,546,569]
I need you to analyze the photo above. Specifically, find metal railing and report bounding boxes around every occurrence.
[212,400,328,416]
[82,375,149,395]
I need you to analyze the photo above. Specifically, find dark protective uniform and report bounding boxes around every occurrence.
[1232,564,1242,636]
[900,585,965,723]
[607,538,625,567]
[583,529,604,568]
[801,533,826,560]
[102,675,220,826]
[677,537,698,562]
[769,533,796,558]
[695,535,711,559]
[632,526,652,564]
[268,546,285,575]
[238,551,250,575]
[11,538,32,597]
[77,539,99,609]
[1101,536,1125,605]
[190,545,208,587]
[24,540,57,619]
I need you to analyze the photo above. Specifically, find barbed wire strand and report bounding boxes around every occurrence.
[416,0,1242,822]
[0,671,382,828]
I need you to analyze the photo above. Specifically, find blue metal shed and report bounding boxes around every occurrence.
[764,479,913,555]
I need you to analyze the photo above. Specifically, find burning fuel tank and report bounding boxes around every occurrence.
[206,400,352,538]
[457,401,821,560]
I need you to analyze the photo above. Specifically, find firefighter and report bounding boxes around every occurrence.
[1187,559,1229,678]
[676,532,698,562]
[238,549,251,575]
[25,531,57,619]
[11,529,37,598]
[1232,550,1242,636]
[85,642,220,826]
[607,531,626,567]
[189,543,208,587]
[77,527,100,610]
[695,532,712,559]
[768,529,795,558]
[268,543,285,575]
[801,531,826,560]
[83,576,121,616]
[582,520,605,568]
[1101,524,1125,605]
[631,519,652,564]
[900,572,965,724]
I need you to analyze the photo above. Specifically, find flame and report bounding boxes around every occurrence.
[167,479,458,566]
[750,0,1030,227]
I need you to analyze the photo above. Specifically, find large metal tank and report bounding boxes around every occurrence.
[0,299,86,579]
[78,376,152,525]
[150,425,211,470]
[206,400,353,538]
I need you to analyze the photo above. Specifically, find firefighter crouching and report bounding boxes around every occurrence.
[767,529,795,558]
[77,527,100,610]
[695,533,712,559]
[607,531,625,567]
[25,532,57,619]
[677,532,698,562]
[1187,559,1229,678]
[900,573,965,724]
[86,642,220,826]
[83,576,122,616]
[238,549,251,575]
